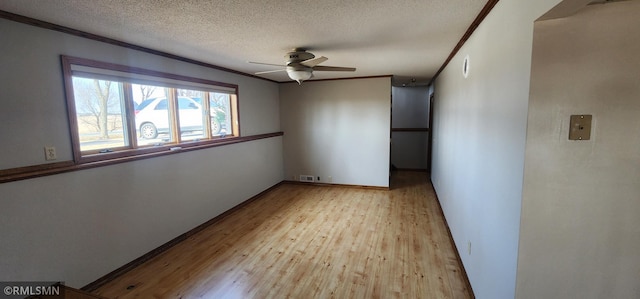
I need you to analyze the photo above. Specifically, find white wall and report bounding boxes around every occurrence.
[431,0,561,298]
[391,86,429,170]
[0,18,283,287]
[517,2,640,298]
[280,78,391,187]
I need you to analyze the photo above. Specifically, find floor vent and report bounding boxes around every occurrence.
[299,175,315,182]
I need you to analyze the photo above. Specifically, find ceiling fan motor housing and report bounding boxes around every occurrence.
[250,49,354,84]
[286,50,315,65]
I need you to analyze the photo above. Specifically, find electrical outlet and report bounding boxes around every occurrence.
[328,176,332,183]
[44,146,57,161]
[468,241,472,255]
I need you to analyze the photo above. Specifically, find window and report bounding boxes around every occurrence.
[62,56,239,163]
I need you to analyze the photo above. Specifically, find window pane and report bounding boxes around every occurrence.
[63,56,241,162]
[177,89,206,141]
[72,77,128,152]
[210,92,231,137]
[132,85,175,145]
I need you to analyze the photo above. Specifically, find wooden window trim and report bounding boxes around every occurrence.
[0,132,283,184]
[61,55,243,164]
[203,92,212,137]
[62,56,238,91]
[168,90,180,144]
[230,94,240,137]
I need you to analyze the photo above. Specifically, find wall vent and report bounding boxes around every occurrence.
[299,175,315,182]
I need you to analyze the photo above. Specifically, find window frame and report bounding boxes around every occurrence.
[61,55,240,164]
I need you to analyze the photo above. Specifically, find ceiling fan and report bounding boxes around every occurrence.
[249,49,356,84]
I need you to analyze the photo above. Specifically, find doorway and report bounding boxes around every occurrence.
[390,86,431,174]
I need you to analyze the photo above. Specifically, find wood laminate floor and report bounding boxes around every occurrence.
[92,171,472,298]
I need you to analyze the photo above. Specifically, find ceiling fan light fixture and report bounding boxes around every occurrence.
[250,49,355,84]
[287,69,312,84]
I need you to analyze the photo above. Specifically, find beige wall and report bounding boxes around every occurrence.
[431,0,561,297]
[0,18,283,287]
[517,1,640,298]
[280,78,391,187]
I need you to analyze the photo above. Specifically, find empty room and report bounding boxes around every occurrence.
[1,0,638,298]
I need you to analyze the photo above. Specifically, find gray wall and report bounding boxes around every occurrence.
[391,86,429,170]
[517,2,640,298]
[431,0,561,298]
[280,78,391,187]
[0,18,283,287]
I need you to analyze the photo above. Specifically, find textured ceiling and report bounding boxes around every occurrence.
[0,0,488,85]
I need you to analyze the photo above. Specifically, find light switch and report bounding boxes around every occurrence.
[569,115,592,140]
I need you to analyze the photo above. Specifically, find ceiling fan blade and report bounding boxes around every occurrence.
[255,69,287,75]
[248,61,287,67]
[300,56,328,67]
[312,65,356,72]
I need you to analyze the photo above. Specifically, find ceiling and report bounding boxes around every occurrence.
[0,0,489,86]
